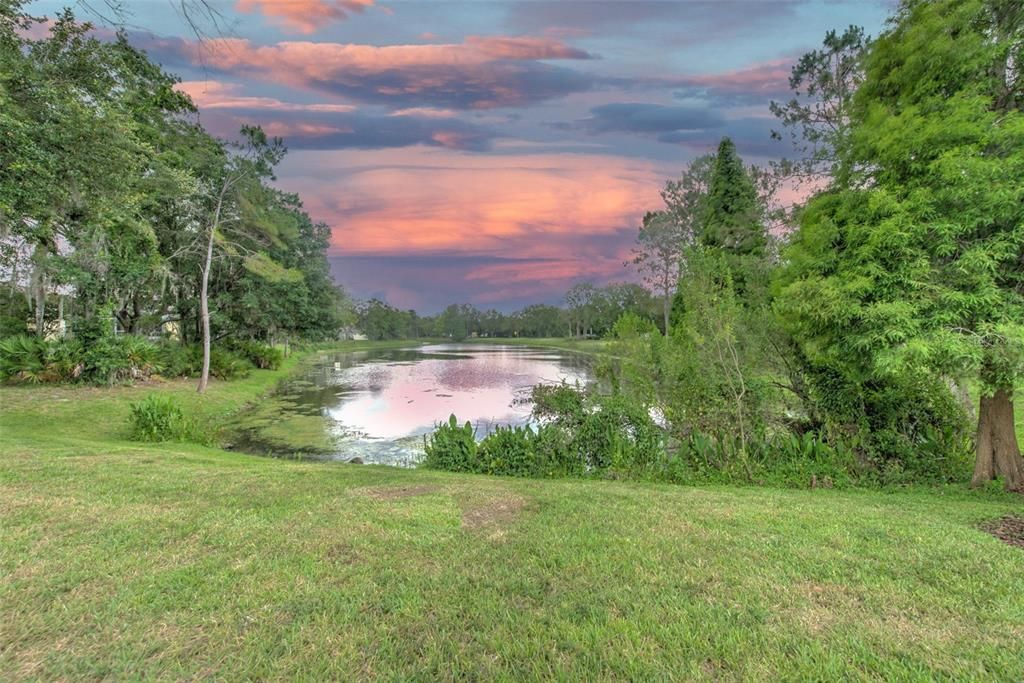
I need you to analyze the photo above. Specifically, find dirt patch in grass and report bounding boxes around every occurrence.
[980,515,1024,549]
[460,495,526,534]
[325,541,361,566]
[356,484,440,501]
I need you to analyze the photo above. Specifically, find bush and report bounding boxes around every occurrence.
[0,335,85,383]
[572,393,663,473]
[207,346,253,380]
[83,335,161,384]
[156,340,197,378]
[422,415,478,472]
[229,340,283,370]
[476,425,536,477]
[423,386,665,480]
[128,394,197,442]
[153,342,253,380]
[0,335,48,383]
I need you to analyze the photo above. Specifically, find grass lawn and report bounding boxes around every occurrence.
[2,343,1023,680]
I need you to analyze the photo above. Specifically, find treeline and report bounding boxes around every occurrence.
[355,282,660,341]
[430,0,1024,492]
[0,7,352,388]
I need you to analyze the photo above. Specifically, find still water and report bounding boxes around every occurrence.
[231,344,593,466]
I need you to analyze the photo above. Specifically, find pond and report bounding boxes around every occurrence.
[229,343,594,466]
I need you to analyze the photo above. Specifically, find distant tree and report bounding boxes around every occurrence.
[513,304,564,338]
[630,211,683,334]
[565,282,597,338]
[357,299,402,340]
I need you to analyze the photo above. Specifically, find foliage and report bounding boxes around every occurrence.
[775,0,1024,489]
[0,335,50,383]
[422,415,478,472]
[700,137,765,258]
[659,431,859,489]
[770,25,869,181]
[0,333,163,384]
[476,424,576,478]
[128,393,198,442]
[423,383,663,480]
[229,340,283,370]
[0,333,259,385]
[82,334,161,384]
[1,5,350,364]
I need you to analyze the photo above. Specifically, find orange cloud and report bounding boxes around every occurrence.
[235,0,374,34]
[276,148,666,257]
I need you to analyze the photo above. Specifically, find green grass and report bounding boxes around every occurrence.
[2,345,1023,680]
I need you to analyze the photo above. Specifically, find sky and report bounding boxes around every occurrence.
[32,0,893,312]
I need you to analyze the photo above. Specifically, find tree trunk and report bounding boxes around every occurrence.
[197,226,214,393]
[32,246,46,338]
[663,294,670,336]
[971,388,1024,492]
[198,184,228,393]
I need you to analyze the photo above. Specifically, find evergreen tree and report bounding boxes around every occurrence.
[700,138,765,257]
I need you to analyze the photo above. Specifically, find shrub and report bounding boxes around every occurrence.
[422,415,478,472]
[44,338,85,382]
[128,394,196,442]
[230,340,283,370]
[156,340,197,377]
[424,386,666,479]
[153,342,253,380]
[208,346,253,380]
[572,393,664,473]
[0,335,48,383]
[82,335,161,384]
[530,384,664,475]
[0,335,85,383]
[531,383,586,422]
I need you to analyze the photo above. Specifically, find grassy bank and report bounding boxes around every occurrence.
[2,343,1023,680]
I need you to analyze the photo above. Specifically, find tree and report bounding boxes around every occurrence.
[778,0,1024,490]
[565,282,597,338]
[1,9,151,336]
[631,211,683,334]
[701,138,765,258]
[195,126,291,392]
[770,25,869,183]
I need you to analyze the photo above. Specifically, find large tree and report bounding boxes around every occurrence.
[779,0,1024,490]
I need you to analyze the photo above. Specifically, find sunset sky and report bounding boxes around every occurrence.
[32,0,891,312]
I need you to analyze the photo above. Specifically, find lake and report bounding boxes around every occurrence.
[230,343,594,465]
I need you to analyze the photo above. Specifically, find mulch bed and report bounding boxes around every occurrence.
[980,515,1024,549]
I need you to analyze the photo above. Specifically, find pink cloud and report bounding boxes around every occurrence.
[260,121,354,137]
[389,107,457,118]
[173,35,593,109]
[174,80,356,112]
[684,58,793,98]
[235,0,375,34]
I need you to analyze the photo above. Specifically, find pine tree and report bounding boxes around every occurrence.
[700,138,765,257]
